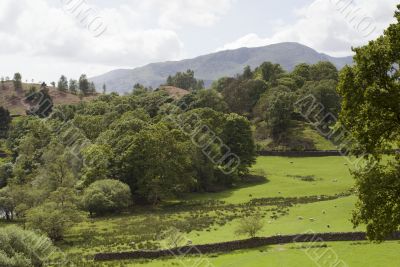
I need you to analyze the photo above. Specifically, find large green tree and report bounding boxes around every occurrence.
[123,122,194,204]
[337,5,400,240]
[166,69,204,91]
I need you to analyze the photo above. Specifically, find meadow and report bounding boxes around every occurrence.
[54,156,400,266]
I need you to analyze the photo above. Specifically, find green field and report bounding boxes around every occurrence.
[51,156,400,267]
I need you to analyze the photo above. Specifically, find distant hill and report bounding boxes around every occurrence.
[90,42,353,94]
[0,81,96,115]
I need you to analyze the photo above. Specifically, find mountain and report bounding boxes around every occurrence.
[90,42,353,93]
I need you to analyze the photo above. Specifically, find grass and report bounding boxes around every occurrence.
[121,241,400,267]
[256,121,336,151]
[185,156,354,204]
[4,156,397,266]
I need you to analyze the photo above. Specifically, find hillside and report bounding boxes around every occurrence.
[90,42,353,93]
[0,81,96,115]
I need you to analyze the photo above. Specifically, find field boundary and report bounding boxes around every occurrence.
[258,150,341,157]
[93,232,400,261]
[258,150,399,157]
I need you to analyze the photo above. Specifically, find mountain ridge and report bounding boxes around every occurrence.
[90,42,353,93]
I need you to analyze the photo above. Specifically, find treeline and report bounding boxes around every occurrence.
[0,87,256,240]
[165,61,341,147]
[56,74,97,96]
[0,72,97,97]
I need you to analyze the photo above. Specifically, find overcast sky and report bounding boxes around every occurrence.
[0,0,398,83]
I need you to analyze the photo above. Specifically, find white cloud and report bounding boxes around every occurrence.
[0,0,234,81]
[220,0,398,56]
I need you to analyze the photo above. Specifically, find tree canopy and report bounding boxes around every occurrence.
[337,4,400,241]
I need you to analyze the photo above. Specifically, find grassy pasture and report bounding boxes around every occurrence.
[42,156,400,266]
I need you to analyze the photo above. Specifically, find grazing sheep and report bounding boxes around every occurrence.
[333,179,338,183]
[309,218,315,222]
[297,216,304,220]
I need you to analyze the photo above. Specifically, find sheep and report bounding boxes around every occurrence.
[309,218,315,222]
[297,216,304,220]
[322,210,326,214]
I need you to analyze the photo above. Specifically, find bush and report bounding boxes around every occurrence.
[26,201,82,241]
[0,225,54,267]
[235,214,264,238]
[81,179,132,216]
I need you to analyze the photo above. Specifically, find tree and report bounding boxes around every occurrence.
[0,186,16,220]
[211,77,235,93]
[235,214,264,238]
[57,75,68,92]
[50,81,56,88]
[79,74,90,96]
[26,84,53,118]
[166,70,204,91]
[0,185,39,221]
[26,188,82,241]
[81,179,132,216]
[13,73,22,91]
[301,79,341,117]
[337,5,400,241]
[310,61,338,81]
[292,63,311,81]
[89,82,96,94]
[81,144,114,186]
[0,163,12,188]
[163,227,185,248]
[190,89,229,112]
[68,79,78,94]
[34,143,77,192]
[254,86,294,140]
[123,123,194,205]
[102,83,107,94]
[0,225,54,267]
[0,107,11,138]
[222,113,256,175]
[254,62,285,85]
[241,65,253,80]
[222,79,268,116]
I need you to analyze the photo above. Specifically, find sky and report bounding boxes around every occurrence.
[0,0,398,83]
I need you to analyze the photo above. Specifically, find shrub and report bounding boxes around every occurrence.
[81,179,132,216]
[235,214,264,238]
[0,225,54,267]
